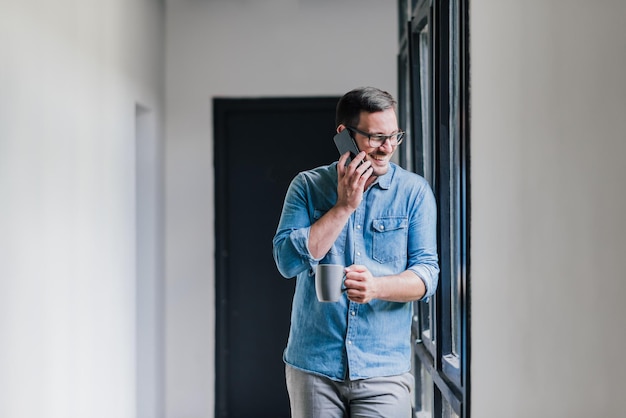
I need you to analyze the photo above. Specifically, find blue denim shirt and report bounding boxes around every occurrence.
[272,162,439,381]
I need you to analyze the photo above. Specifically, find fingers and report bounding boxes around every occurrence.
[344,267,367,290]
[345,266,375,304]
[346,264,367,274]
[337,152,350,173]
[344,152,373,182]
[348,151,368,171]
[336,152,372,209]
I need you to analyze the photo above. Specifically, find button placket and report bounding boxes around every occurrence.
[353,202,365,263]
[346,192,366,376]
[345,301,359,370]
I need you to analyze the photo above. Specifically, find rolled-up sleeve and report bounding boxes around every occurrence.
[406,183,439,300]
[272,174,321,278]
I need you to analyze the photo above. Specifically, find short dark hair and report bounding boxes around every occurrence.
[335,87,397,127]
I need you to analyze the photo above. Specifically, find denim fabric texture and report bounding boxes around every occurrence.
[273,162,439,381]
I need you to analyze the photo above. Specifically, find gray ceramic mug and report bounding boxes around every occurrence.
[315,264,347,302]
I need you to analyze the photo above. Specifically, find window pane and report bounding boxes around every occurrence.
[399,0,409,39]
[448,0,462,356]
[399,51,414,171]
[419,25,434,187]
[442,396,460,418]
[413,355,433,417]
[419,300,431,344]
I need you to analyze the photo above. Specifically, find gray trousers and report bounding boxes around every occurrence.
[285,365,414,418]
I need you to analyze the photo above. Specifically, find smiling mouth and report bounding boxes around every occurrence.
[370,154,388,162]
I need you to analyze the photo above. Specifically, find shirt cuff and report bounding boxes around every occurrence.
[409,265,437,300]
[289,227,323,269]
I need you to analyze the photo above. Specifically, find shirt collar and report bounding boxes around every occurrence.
[373,163,395,190]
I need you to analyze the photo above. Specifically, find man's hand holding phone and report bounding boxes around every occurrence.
[337,150,373,211]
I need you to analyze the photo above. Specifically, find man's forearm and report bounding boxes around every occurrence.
[307,205,353,259]
[375,270,426,303]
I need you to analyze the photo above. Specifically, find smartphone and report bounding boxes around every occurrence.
[333,129,361,166]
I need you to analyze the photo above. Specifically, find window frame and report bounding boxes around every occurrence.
[398,0,470,416]
[408,0,438,363]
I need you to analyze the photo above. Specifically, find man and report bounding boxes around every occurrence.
[272,87,439,417]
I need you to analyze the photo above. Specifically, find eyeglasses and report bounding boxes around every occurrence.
[346,126,405,148]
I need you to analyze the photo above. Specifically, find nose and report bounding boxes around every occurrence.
[378,137,394,152]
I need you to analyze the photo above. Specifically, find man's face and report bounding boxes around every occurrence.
[350,109,400,177]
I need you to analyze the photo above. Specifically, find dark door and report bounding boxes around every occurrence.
[214,97,340,418]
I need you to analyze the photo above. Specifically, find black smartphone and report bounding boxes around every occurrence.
[333,129,361,166]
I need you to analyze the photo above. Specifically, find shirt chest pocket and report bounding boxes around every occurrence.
[372,217,408,263]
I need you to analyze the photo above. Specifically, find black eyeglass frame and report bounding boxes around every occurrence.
[346,126,406,148]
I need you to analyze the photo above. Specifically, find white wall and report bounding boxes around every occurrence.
[0,1,165,417]
[471,1,626,416]
[165,1,397,416]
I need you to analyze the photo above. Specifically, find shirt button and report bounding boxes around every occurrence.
[348,340,352,345]
[381,225,385,230]
[351,311,356,316]
[357,252,361,256]
[356,225,361,230]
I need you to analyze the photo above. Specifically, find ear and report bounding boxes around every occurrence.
[336,125,347,134]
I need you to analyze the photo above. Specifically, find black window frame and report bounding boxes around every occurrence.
[398,0,471,416]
